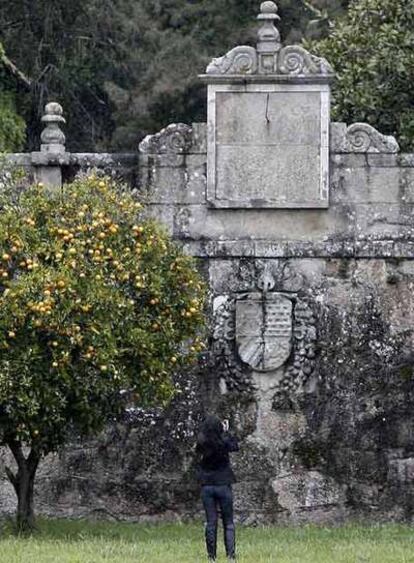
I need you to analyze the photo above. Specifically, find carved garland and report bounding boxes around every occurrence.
[210,297,254,395]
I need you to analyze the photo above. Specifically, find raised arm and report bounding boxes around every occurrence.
[224,434,240,452]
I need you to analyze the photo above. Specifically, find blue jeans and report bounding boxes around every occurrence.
[201,484,236,560]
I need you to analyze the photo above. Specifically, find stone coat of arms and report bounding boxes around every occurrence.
[236,292,293,372]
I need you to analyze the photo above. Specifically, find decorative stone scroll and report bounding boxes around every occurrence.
[207,44,331,78]
[206,46,258,76]
[278,46,332,77]
[139,123,193,154]
[330,122,400,154]
[200,1,333,209]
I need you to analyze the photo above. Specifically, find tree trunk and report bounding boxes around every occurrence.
[5,441,40,533]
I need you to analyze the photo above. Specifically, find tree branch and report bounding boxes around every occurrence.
[5,465,18,490]
[1,52,32,90]
[302,0,323,17]
[7,440,26,469]
[27,449,40,474]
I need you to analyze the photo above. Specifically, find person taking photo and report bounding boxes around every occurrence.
[196,415,239,562]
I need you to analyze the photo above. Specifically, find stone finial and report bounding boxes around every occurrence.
[203,0,333,77]
[257,1,281,55]
[40,102,66,154]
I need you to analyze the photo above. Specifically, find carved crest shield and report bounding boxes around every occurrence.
[236,293,293,372]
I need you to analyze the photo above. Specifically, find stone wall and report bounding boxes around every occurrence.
[1,117,413,524]
[1,1,414,525]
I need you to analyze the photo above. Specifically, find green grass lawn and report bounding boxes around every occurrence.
[1,519,414,562]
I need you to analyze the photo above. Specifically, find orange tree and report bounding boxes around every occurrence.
[0,174,205,531]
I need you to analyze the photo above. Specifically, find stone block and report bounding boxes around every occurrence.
[172,203,345,241]
[5,153,32,166]
[330,166,370,204]
[31,151,70,166]
[35,166,63,191]
[400,169,414,203]
[190,123,207,153]
[70,153,137,169]
[209,259,256,294]
[271,471,346,512]
[206,84,330,208]
[139,153,186,168]
[144,167,186,203]
[388,458,414,483]
[367,167,402,203]
[353,204,412,236]
[216,91,321,145]
[331,166,402,204]
[143,159,206,205]
[398,260,414,276]
[367,154,399,168]
[215,144,322,207]
[331,154,367,168]
[144,204,175,235]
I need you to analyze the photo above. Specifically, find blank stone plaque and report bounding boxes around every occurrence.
[200,1,333,209]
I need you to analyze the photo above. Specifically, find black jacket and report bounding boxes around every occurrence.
[196,434,239,485]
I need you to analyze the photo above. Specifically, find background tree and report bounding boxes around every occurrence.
[304,0,349,39]
[0,0,329,151]
[0,174,205,531]
[0,43,26,151]
[308,0,414,150]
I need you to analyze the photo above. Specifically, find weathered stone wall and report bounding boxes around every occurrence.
[1,118,413,524]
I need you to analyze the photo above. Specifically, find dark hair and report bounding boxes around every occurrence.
[197,414,225,455]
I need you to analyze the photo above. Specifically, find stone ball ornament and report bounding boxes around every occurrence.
[258,1,280,21]
[43,102,65,119]
[260,1,278,14]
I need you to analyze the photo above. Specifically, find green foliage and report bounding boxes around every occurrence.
[0,0,319,150]
[308,0,414,150]
[0,175,206,455]
[0,91,26,152]
[0,43,26,151]
[304,0,349,39]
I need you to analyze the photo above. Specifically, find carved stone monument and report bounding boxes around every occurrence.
[200,1,334,208]
[236,292,293,372]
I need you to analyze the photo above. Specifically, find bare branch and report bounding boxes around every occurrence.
[302,1,324,18]
[1,52,32,89]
